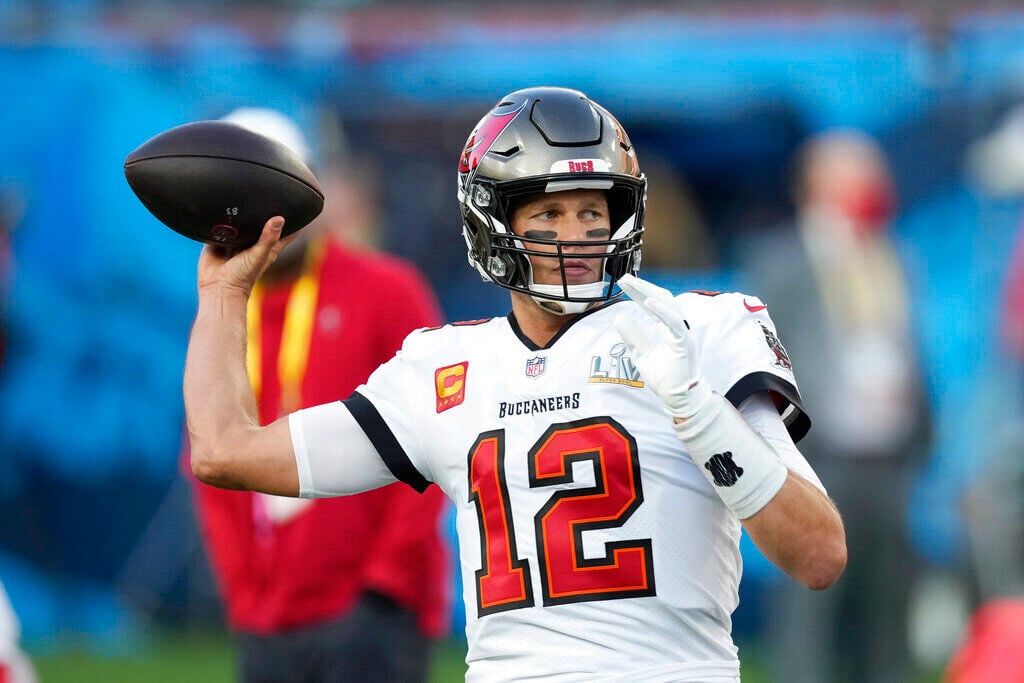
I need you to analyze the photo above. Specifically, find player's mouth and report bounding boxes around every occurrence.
[558,259,594,283]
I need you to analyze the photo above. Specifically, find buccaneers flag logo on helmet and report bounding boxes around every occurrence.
[458,100,528,174]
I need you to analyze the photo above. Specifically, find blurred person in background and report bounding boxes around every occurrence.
[633,155,717,274]
[0,189,34,682]
[736,129,931,683]
[0,184,22,369]
[947,431,1024,683]
[1003,223,1024,365]
[0,580,36,683]
[1,200,8,367]
[942,104,1024,683]
[184,107,451,683]
[634,154,741,311]
[316,154,383,252]
[973,103,1024,369]
[0,190,35,683]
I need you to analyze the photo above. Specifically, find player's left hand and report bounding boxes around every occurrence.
[614,274,712,419]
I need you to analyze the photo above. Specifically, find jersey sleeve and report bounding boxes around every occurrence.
[289,401,399,497]
[293,326,445,495]
[697,292,811,443]
[340,337,438,493]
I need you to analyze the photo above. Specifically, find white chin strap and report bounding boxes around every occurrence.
[529,282,608,315]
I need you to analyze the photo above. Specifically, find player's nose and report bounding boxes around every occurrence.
[559,217,594,250]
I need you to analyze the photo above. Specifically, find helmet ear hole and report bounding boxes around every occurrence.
[488,256,507,278]
[472,184,494,210]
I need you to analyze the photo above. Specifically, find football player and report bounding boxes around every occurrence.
[185,86,846,682]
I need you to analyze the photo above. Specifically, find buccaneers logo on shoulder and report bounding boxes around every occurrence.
[758,321,792,371]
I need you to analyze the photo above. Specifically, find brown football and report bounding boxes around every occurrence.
[124,120,323,247]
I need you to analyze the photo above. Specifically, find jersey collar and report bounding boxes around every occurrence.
[507,298,625,351]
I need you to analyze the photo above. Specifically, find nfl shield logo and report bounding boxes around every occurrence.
[525,356,546,378]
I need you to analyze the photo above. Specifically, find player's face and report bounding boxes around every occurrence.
[510,189,611,287]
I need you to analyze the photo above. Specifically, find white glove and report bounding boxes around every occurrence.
[616,274,787,518]
[613,274,712,419]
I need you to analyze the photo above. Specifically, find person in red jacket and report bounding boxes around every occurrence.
[186,107,450,683]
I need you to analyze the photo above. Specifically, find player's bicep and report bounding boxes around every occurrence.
[738,392,826,494]
[289,401,398,497]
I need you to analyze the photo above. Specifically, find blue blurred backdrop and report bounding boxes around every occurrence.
[1,0,1023,674]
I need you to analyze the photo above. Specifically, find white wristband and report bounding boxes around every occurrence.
[673,391,788,519]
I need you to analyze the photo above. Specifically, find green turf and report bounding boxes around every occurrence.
[28,630,942,682]
[31,629,235,683]
[29,630,467,683]
[429,639,467,682]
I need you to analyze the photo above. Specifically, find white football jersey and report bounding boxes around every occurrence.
[297,292,809,682]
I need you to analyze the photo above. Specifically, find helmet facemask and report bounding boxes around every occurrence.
[458,87,647,315]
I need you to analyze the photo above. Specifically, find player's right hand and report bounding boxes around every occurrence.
[197,216,297,298]
[613,274,712,419]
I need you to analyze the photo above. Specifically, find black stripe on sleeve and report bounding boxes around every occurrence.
[344,391,431,493]
[724,371,812,444]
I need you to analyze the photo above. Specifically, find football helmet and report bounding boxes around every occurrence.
[458,86,646,315]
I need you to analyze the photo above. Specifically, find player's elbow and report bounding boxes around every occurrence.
[190,438,246,490]
[799,534,847,591]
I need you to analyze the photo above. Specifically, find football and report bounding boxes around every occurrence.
[124,120,324,247]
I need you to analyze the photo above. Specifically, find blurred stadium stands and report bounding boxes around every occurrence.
[1,1,1023,678]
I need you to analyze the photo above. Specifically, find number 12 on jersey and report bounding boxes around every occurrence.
[468,416,656,617]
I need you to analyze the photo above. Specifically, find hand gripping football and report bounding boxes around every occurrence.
[124,120,324,247]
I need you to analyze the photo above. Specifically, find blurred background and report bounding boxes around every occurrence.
[3,0,1024,681]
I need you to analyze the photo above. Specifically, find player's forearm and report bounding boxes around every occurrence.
[184,287,261,490]
[742,472,847,590]
[671,392,846,590]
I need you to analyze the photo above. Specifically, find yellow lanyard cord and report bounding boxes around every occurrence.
[246,239,327,417]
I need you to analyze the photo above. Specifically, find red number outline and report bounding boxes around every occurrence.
[468,430,535,616]
[530,417,655,605]
[467,418,654,616]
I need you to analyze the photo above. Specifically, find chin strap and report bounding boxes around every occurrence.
[534,297,596,316]
[529,281,608,315]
